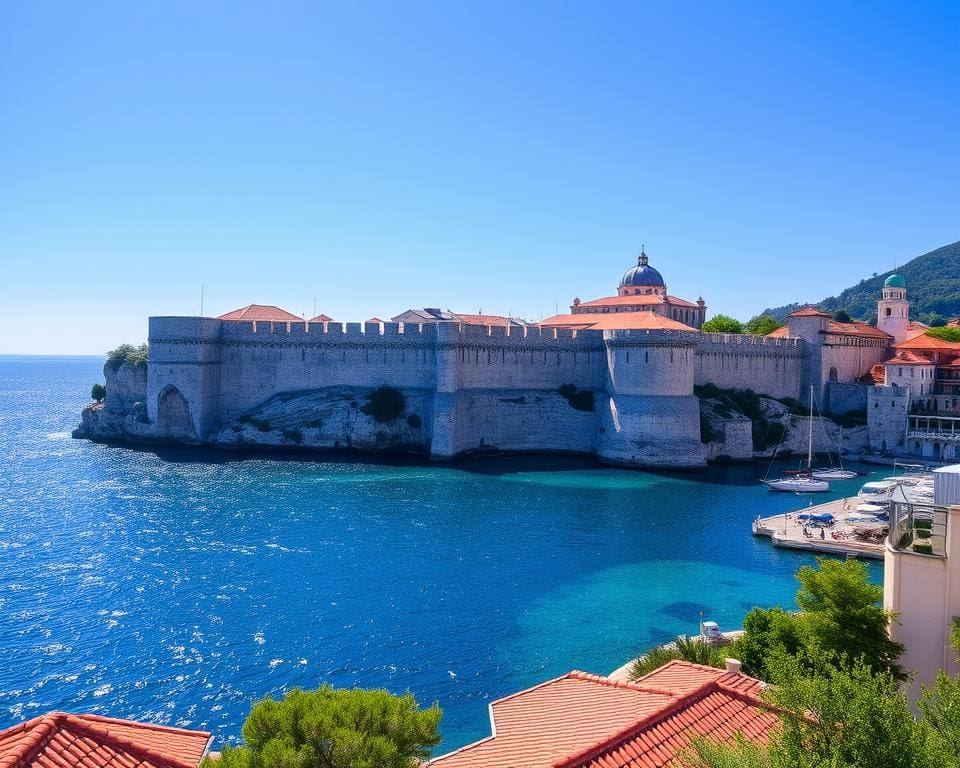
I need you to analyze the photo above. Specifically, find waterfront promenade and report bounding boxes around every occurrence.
[752,498,885,560]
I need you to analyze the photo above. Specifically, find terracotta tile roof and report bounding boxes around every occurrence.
[860,364,886,384]
[574,295,700,309]
[827,320,890,339]
[896,334,960,352]
[452,313,521,328]
[365,317,385,324]
[428,662,775,768]
[309,313,334,323]
[539,312,696,332]
[0,712,211,768]
[887,351,935,365]
[765,326,790,338]
[788,307,832,318]
[218,304,303,322]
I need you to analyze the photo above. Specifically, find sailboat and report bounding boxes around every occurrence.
[811,409,858,480]
[763,385,830,493]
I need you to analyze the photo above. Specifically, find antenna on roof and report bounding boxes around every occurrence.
[313,297,317,318]
[200,284,204,317]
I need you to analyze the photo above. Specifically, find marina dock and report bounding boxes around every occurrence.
[752,497,885,560]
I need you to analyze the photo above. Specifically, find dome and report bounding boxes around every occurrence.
[884,273,905,288]
[619,250,665,288]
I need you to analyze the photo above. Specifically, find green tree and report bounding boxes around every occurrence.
[729,607,803,681]
[702,315,745,334]
[216,686,442,768]
[629,635,725,680]
[794,558,905,680]
[106,342,149,368]
[832,309,852,323]
[744,315,782,336]
[90,383,106,403]
[683,660,934,768]
[917,618,960,767]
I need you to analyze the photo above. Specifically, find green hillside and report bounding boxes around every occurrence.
[764,240,960,326]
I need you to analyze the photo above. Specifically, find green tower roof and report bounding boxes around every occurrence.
[884,273,906,288]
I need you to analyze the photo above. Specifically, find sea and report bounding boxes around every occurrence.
[0,355,883,751]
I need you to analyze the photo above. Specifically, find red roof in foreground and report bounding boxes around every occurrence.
[0,712,211,768]
[218,304,303,323]
[427,661,776,768]
[896,334,960,352]
[538,311,696,332]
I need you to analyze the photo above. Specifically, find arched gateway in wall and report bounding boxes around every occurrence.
[156,385,197,440]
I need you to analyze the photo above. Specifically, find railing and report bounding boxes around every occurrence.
[888,501,947,557]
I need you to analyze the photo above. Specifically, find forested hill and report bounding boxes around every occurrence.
[763,240,960,326]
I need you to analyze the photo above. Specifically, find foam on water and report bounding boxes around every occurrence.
[0,356,881,751]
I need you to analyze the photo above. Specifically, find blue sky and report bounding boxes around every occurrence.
[2,1,958,354]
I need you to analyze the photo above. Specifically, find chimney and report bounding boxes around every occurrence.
[725,658,742,675]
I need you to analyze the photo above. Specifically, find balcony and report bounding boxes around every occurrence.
[888,499,947,557]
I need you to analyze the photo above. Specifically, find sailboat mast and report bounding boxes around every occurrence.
[807,384,814,470]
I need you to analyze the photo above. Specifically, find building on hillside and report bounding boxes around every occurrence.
[866,280,960,459]
[884,465,960,701]
[538,249,707,331]
[0,711,211,768]
[426,659,776,768]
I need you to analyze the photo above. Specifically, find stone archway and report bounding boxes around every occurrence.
[157,385,197,440]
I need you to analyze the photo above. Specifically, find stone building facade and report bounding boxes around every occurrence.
[78,254,909,468]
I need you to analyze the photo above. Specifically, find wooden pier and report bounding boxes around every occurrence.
[752,497,885,560]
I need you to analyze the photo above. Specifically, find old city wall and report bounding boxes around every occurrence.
[694,334,805,400]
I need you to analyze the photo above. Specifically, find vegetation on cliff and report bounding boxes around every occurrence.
[762,240,960,325]
[90,383,106,403]
[106,343,149,369]
[558,383,596,411]
[213,685,442,768]
[695,384,786,450]
[361,386,407,423]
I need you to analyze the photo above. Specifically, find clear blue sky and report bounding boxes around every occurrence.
[2,1,958,354]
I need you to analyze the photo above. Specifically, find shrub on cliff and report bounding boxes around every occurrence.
[362,386,406,423]
[214,685,442,768]
[90,383,106,403]
[106,342,149,369]
[558,384,595,411]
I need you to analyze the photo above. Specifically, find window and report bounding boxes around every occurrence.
[886,307,892,317]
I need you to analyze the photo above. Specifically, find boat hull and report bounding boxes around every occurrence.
[764,479,830,493]
[812,469,858,480]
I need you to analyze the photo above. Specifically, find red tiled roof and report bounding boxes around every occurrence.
[0,712,211,768]
[575,295,700,309]
[788,307,831,318]
[887,351,935,365]
[427,661,775,768]
[860,364,886,384]
[896,334,960,351]
[218,304,303,322]
[539,312,696,332]
[765,326,790,338]
[827,320,890,340]
[365,317,385,324]
[453,313,517,328]
[309,313,334,323]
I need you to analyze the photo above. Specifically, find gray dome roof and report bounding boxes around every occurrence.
[619,251,665,288]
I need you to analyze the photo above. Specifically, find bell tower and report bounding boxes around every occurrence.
[877,274,909,343]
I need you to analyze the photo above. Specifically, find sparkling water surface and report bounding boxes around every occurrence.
[0,356,882,751]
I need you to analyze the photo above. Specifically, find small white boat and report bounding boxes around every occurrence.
[858,480,900,502]
[811,468,858,480]
[763,386,830,493]
[764,475,830,493]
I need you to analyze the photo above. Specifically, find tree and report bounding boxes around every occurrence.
[832,309,852,323]
[702,315,745,334]
[793,558,905,680]
[91,383,106,403]
[216,685,442,768]
[728,607,803,681]
[683,660,934,768]
[744,315,782,336]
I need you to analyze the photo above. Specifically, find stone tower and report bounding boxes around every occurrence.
[877,273,910,343]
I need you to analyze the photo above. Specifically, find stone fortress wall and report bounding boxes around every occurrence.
[130,316,831,469]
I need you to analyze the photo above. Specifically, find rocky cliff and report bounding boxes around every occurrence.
[73,360,149,441]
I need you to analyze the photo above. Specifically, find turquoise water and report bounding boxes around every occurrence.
[0,356,882,750]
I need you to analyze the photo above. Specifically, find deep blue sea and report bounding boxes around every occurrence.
[0,356,883,751]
